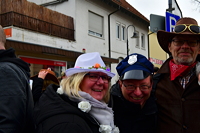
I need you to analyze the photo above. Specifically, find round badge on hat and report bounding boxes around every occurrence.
[128,55,137,65]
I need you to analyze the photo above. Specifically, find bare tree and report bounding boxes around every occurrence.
[191,0,200,12]
[193,0,200,3]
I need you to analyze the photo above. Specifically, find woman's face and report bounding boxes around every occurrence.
[80,72,110,101]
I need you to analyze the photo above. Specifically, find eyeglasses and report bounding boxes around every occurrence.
[122,82,151,91]
[172,39,199,47]
[85,73,111,84]
[174,24,200,34]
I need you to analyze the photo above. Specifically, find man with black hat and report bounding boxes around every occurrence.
[109,53,157,133]
[155,17,200,133]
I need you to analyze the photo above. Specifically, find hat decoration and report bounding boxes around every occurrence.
[75,63,110,72]
[128,55,137,65]
[65,52,115,77]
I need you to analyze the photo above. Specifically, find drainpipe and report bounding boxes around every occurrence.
[40,0,68,6]
[108,6,120,58]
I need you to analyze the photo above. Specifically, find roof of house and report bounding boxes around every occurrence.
[110,0,149,24]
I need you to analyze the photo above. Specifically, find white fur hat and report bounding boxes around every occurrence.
[65,52,115,77]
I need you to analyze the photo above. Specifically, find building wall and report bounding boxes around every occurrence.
[26,0,150,84]
[149,32,168,68]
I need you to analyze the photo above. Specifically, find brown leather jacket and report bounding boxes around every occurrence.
[155,57,200,133]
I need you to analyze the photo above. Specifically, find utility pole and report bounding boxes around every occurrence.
[166,0,175,13]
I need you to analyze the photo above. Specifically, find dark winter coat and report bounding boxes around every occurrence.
[0,48,35,133]
[31,77,44,104]
[155,57,200,133]
[109,82,157,133]
[34,84,101,133]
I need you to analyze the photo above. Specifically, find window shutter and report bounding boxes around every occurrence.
[89,12,103,34]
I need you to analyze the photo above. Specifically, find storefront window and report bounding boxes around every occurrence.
[20,56,67,78]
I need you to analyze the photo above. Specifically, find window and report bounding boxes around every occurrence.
[88,11,103,37]
[116,22,125,41]
[121,25,125,41]
[135,31,139,47]
[141,33,145,49]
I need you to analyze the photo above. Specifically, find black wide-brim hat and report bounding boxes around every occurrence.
[157,17,200,54]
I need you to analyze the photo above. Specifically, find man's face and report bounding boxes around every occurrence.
[119,76,152,106]
[168,35,200,65]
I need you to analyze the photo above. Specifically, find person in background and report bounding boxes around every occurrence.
[58,71,67,82]
[61,71,67,79]
[33,52,119,133]
[196,62,200,85]
[153,66,159,75]
[31,68,60,104]
[109,53,157,133]
[0,25,35,132]
[155,17,200,133]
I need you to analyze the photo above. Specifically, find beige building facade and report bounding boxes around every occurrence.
[149,32,169,68]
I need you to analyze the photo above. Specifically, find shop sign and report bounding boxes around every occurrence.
[4,28,12,38]
[149,58,165,65]
[20,56,66,66]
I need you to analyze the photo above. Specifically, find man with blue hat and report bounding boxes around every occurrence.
[108,53,157,133]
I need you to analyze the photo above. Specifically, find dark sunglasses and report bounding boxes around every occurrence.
[174,24,200,34]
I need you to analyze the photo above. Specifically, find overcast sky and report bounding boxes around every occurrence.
[126,0,200,24]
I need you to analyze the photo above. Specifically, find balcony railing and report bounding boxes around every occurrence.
[0,11,75,41]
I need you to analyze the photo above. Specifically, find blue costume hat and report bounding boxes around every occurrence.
[116,53,154,80]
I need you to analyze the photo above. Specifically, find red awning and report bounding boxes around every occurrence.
[20,57,66,66]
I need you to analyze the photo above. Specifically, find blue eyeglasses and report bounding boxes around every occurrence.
[85,73,111,83]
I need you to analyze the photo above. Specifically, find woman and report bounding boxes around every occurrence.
[33,52,119,133]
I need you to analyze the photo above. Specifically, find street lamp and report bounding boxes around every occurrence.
[127,25,139,56]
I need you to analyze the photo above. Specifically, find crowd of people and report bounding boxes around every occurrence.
[1,17,200,133]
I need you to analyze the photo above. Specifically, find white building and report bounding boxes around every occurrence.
[2,0,150,84]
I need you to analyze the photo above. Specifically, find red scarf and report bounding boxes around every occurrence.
[169,59,196,81]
